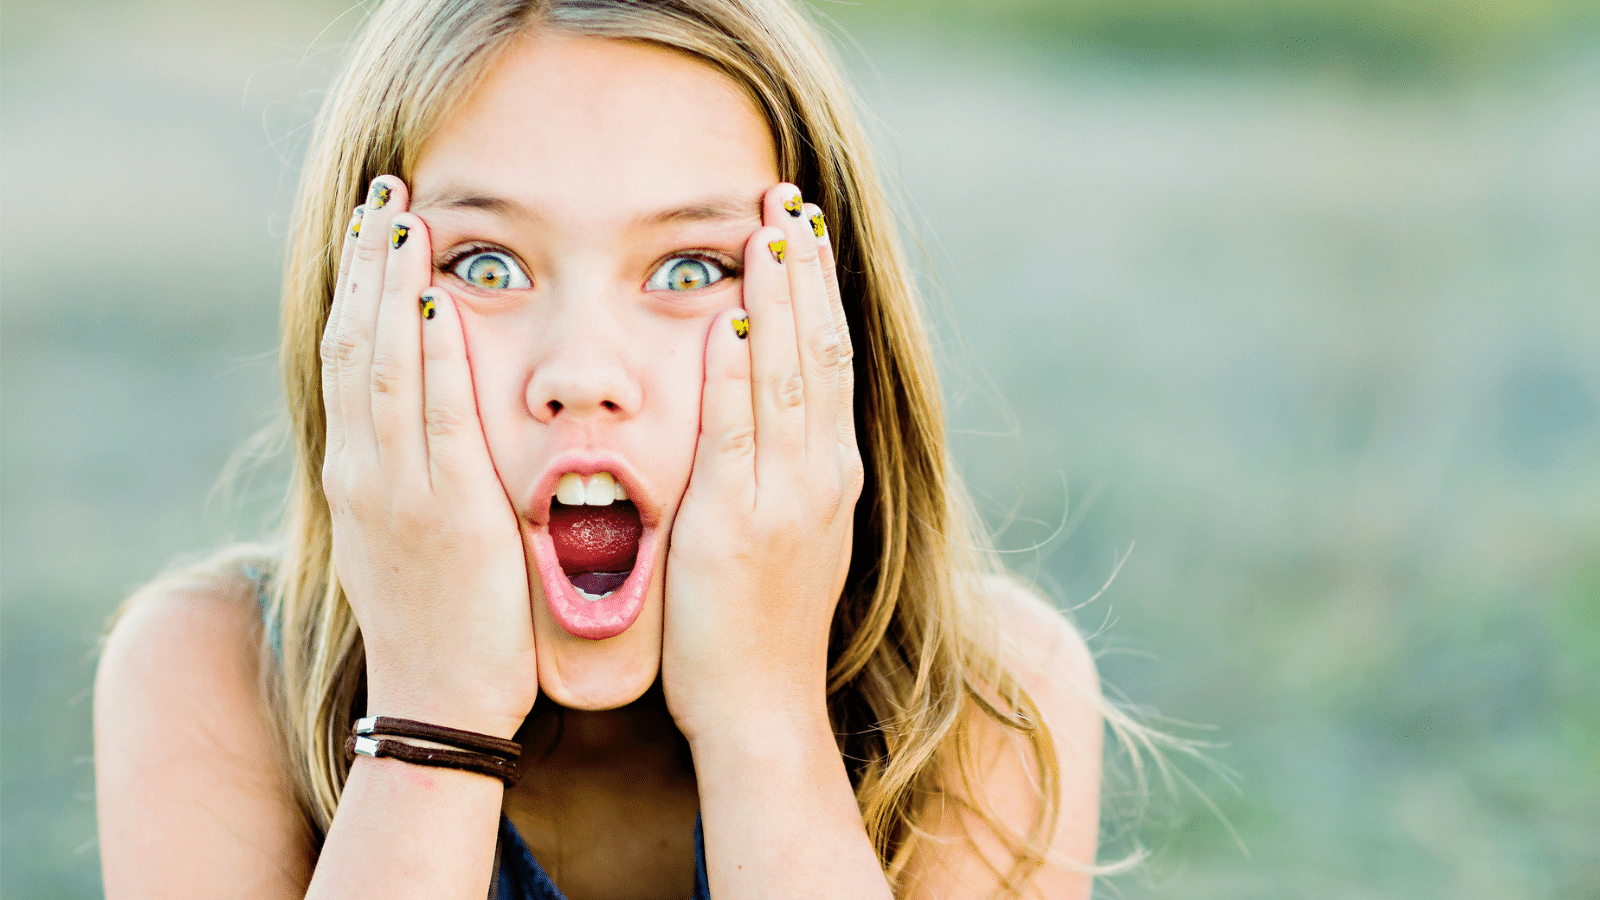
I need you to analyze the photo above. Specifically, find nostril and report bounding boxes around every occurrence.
[602,400,619,412]
[547,400,563,416]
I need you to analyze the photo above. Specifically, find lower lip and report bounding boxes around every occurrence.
[530,525,657,640]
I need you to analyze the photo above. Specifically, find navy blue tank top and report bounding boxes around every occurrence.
[248,565,711,900]
[493,815,711,900]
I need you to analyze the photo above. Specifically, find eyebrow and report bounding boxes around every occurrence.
[410,187,761,228]
[639,197,759,227]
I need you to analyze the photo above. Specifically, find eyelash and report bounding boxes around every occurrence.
[646,252,741,292]
[435,245,743,292]
[437,243,530,290]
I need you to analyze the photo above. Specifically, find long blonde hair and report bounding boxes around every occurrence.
[255,0,1072,893]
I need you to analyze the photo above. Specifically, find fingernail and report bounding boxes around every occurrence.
[349,206,365,237]
[731,312,749,339]
[421,293,437,320]
[369,180,392,210]
[783,193,803,217]
[768,239,786,264]
[810,211,825,238]
[391,222,410,250]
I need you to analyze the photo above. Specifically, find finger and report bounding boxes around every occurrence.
[321,204,365,457]
[805,203,857,448]
[689,308,756,508]
[742,220,805,483]
[419,287,495,494]
[766,186,844,455]
[369,211,430,477]
[331,176,409,457]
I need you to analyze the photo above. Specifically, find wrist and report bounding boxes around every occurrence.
[685,702,837,767]
[364,677,530,741]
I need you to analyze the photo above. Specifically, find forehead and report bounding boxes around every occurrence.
[413,31,778,221]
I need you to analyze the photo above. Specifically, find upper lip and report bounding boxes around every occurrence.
[525,450,658,528]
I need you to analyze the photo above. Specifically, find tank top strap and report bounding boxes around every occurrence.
[241,562,282,660]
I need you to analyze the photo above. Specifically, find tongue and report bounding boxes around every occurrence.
[549,502,641,575]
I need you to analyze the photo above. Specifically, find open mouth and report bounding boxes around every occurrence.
[531,471,656,641]
[551,496,641,600]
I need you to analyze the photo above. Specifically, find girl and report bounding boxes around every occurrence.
[94,1,1104,897]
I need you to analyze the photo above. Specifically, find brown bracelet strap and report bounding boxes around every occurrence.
[345,734,520,786]
[355,716,522,761]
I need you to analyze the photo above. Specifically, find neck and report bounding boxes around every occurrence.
[520,679,690,772]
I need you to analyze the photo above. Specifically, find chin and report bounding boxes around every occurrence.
[530,561,666,711]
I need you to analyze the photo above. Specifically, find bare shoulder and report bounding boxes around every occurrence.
[900,575,1103,900]
[100,563,264,702]
[982,574,1100,702]
[97,561,271,750]
[95,557,314,899]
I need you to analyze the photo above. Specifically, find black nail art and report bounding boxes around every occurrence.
[810,211,825,238]
[350,206,365,238]
[732,312,749,339]
[391,222,410,250]
[783,194,803,217]
[370,181,392,210]
[421,294,437,320]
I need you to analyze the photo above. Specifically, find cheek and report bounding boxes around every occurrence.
[643,326,712,467]
[453,314,529,462]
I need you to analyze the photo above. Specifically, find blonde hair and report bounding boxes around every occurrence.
[247,0,1082,894]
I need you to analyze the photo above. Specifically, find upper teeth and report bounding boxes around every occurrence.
[555,472,628,506]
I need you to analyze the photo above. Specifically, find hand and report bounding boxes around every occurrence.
[662,184,863,746]
[320,176,536,739]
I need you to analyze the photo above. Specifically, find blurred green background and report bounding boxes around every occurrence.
[2,1,1596,897]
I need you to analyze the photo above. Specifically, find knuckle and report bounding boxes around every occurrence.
[329,330,366,370]
[320,459,343,500]
[338,483,372,519]
[352,240,386,267]
[842,457,865,500]
[786,236,820,266]
[368,356,404,396]
[423,402,469,439]
[716,423,756,456]
[807,478,843,521]
[809,328,846,369]
[770,370,806,410]
[770,502,808,535]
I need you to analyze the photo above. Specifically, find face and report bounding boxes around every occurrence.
[409,32,779,710]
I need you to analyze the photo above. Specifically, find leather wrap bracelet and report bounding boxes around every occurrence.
[354,716,522,761]
[345,734,521,786]
[344,716,523,786]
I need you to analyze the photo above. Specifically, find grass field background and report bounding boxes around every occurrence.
[3,1,1597,897]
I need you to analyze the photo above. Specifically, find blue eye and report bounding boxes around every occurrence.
[451,250,530,290]
[646,256,727,292]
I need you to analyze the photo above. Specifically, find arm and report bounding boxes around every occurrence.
[94,580,509,900]
[662,185,889,898]
[95,576,316,899]
[98,176,537,899]
[661,185,1100,897]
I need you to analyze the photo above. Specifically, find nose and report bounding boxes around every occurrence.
[524,294,642,425]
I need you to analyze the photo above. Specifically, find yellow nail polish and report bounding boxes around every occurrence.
[783,194,803,217]
[768,240,786,263]
[810,212,825,238]
[732,313,749,339]
[350,206,364,237]
[391,222,410,250]
[370,182,391,210]
[421,295,437,320]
